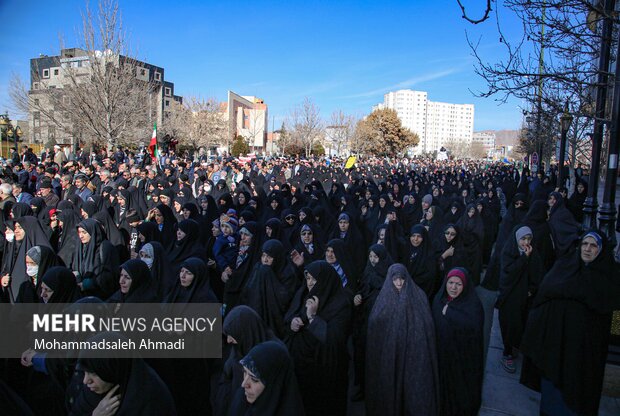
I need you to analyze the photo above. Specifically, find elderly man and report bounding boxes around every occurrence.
[12,182,33,204]
[98,169,116,194]
[53,145,67,166]
[39,179,59,207]
[60,174,77,201]
[0,183,16,210]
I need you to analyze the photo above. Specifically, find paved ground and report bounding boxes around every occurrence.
[477,286,620,416]
[345,283,620,416]
[346,179,620,415]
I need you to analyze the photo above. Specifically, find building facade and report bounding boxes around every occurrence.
[226,91,268,151]
[374,89,474,154]
[29,48,181,146]
[472,131,496,155]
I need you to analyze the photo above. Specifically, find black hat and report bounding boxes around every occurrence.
[40,179,53,189]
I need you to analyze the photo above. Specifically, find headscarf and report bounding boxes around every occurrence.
[57,208,82,267]
[230,341,305,416]
[76,332,175,415]
[432,266,484,415]
[165,257,217,303]
[41,266,80,304]
[108,259,157,303]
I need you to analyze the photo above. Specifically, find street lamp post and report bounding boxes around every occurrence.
[558,103,573,189]
[525,114,535,170]
[599,11,620,245]
[582,0,616,230]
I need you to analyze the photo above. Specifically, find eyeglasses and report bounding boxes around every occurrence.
[301,231,312,236]
[285,216,296,221]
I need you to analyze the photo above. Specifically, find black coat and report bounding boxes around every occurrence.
[284,261,351,416]
[520,231,620,415]
[497,226,543,349]
[432,269,484,416]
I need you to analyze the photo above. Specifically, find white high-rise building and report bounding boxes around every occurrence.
[375,89,474,154]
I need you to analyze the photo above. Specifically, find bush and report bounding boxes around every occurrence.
[231,136,250,157]
[283,142,304,157]
[312,143,325,156]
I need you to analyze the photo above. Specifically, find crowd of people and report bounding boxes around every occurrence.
[0,143,618,416]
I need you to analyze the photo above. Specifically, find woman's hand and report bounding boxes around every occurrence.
[1,274,10,287]
[442,246,455,259]
[20,349,36,367]
[291,250,304,267]
[306,296,319,319]
[93,385,121,416]
[290,317,304,332]
[353,294,362,306]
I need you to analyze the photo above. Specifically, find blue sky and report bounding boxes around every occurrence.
[0,0,526,131]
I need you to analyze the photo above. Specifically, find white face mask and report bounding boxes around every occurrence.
[141,257,154,269]
[6,233,14,242]
[26,265,39,277]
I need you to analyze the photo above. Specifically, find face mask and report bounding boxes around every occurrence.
[26,265,39,277]
[6,233,14,242]
[141,257,154,269]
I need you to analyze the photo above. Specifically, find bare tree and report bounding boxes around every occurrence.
[465,1,610,168]
[239,108,267,152]
[287,98,323,157]
[10,0,157,150]
[161,100,190,142]
[325,110,355,156]
[160,96,227,153]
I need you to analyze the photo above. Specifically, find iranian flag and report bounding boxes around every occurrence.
[148,123,159,160]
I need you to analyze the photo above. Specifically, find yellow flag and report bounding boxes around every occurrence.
[345,156,356,169]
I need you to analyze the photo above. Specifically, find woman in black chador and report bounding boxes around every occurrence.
[216,305,280,416]
[240,239,298,338]
[229,341,305,416]
[284,260,351,416]
[405,224,438,298]
[72,332,176,415]
[432,267,484,416]
[455,203,484,285]
[482,193,528,290]
[366,263,439,416]
[351,244,393,401]
[434,223,467,283]
[497,225,543,374]
[107,259,158,305]
[1,216,52,303]
[520,230,620,416]
[71,218,120,300]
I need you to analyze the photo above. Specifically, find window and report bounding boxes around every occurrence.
[53,69,59,76]
[33,82,40,90]
[42,69,49,78]
[165,100,170,107]
[154,71,161,81]
[165,87,171,96]
[48,125,56,139]
[34,99,40,106]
